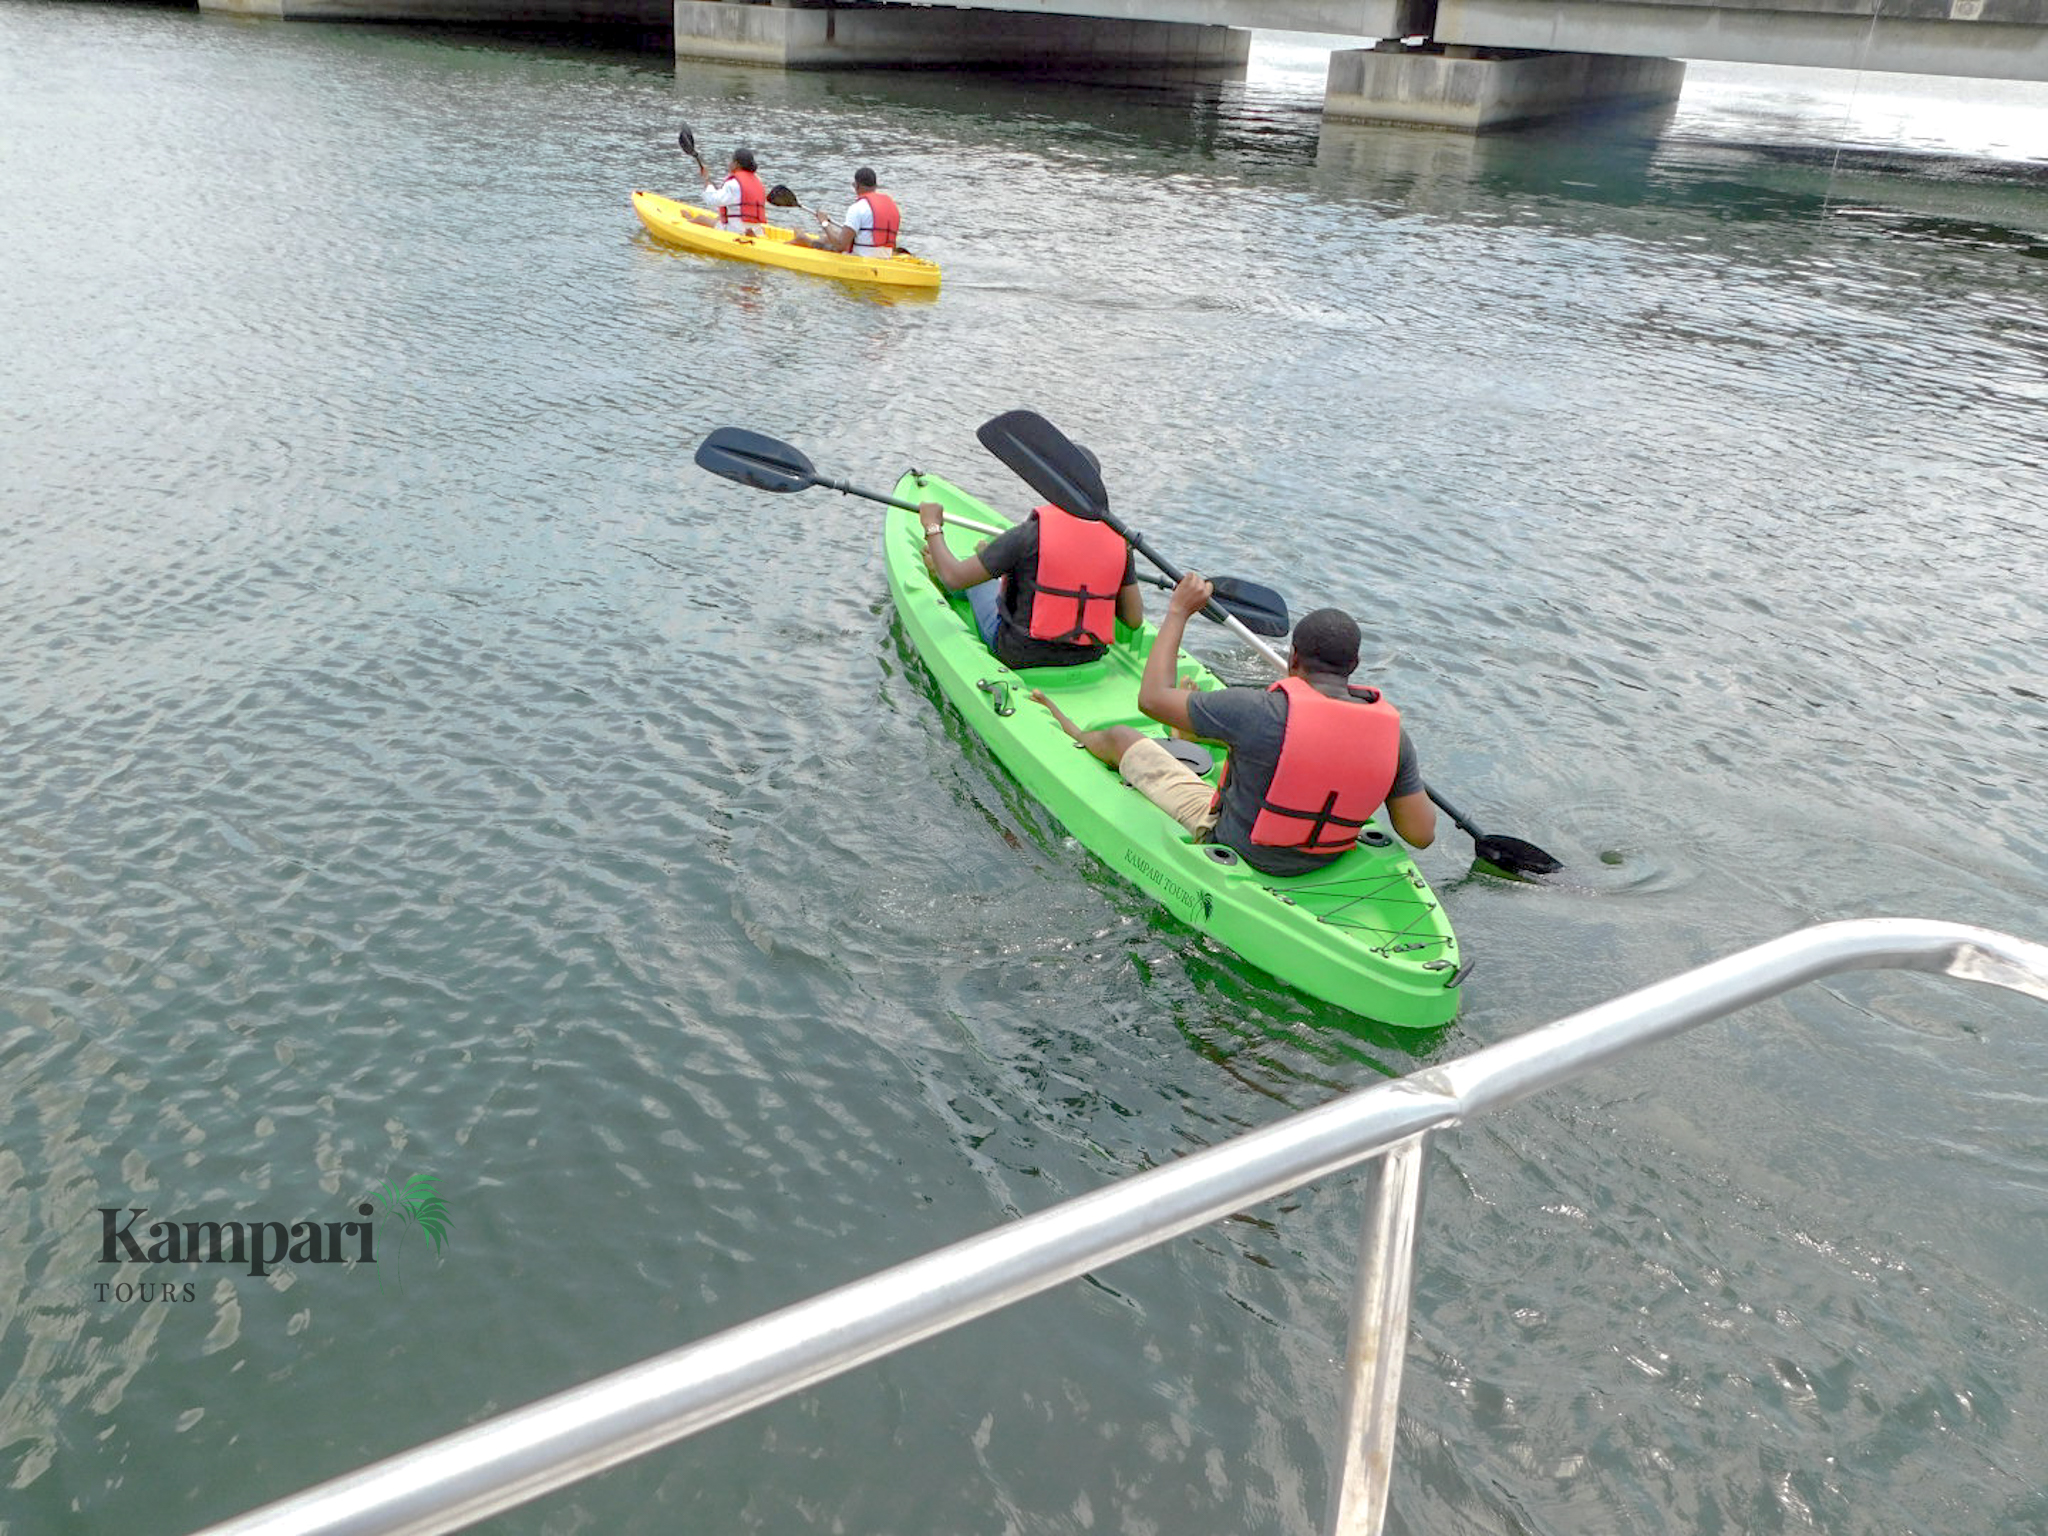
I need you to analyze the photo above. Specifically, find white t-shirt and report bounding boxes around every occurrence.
[843,196,895,258]
[705,176,763,235]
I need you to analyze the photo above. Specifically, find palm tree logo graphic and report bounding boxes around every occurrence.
[372,1174,452,1284]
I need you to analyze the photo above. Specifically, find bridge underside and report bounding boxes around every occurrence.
[662,0,1686,127]
[658,0,2045,128]
[192,0,2048,133]
[659,0,2048,82]
[1435,0,2048,79]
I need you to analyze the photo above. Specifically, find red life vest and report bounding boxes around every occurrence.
[1244,677,1403,853]
[855,191,900,252]
[722,169,767,228]
[1021,505,1126,646]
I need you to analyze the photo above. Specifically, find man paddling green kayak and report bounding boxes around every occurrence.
[917,495,1144,670]
[1034,572,1435,877]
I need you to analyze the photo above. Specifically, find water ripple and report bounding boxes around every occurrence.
[3,6,2045,1533]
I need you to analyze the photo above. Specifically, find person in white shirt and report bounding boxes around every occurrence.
[792,168,900,258]
[702,147,767,237]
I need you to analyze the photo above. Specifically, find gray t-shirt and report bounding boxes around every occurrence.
[976,518,1138,670]
[1186,682,1422,877]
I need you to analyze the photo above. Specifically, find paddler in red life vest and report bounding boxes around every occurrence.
[918,496,1143,670]
[703,147,767,236]
[1033,574,1436,876]
[790,168,902,258]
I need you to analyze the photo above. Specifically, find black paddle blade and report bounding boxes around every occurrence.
[1473,834,1563,877]
[694,427,820,494]
[677,124,696,155]
[1131,573,1288,636]
[976,410,1110,522]
[1207,576,1289,637]
[766,184,802,209]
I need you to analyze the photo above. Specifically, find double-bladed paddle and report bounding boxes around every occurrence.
[973,408,1564,878]
[692,426,1290,638]
[676,123,708,178]
[978,409,1285,645]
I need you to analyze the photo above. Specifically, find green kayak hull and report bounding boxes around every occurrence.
[886,472,1464,1030]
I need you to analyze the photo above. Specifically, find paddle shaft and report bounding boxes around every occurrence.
[1420,786,1486,842]
[1091,513,1287,666]
[820,475,1001,538]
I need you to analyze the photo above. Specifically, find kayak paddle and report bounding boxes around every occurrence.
[676,123,708,177]
[977,408,1289,643]
[973,408,1564,877]
[692,427,1287,638]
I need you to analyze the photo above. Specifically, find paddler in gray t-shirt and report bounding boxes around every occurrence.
[1034,573,1434,876]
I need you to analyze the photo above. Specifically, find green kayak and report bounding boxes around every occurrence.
[887,471,1464,1030]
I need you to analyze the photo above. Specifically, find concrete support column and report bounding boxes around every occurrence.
[1325,42,1684,130]
[673,0,1249,72]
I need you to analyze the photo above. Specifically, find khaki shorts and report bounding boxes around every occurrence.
[1119,737,1220,839]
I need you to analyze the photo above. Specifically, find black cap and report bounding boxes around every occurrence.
[1292,608,1361,673]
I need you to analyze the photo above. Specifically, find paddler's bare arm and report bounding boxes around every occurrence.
[1385,790,1436,849]
[1135,572,1210,736]
[1116,580,1144,630]
[918,502,991,591]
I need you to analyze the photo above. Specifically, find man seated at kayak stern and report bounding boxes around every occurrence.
[1035,574,1435,875]
[919,498,1144,670]
[792,168,901,257]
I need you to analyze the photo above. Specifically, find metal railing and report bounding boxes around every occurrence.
[191,918,2048,1536]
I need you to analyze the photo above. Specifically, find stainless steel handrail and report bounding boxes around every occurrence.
[190,919,2048,1536]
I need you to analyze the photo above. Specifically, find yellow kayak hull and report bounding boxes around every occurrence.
[630,191,942,290]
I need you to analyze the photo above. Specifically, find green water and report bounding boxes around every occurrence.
[2,6,2044,1533]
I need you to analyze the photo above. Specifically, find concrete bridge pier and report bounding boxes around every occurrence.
[1326,39,1684,130]
[672,0,1250,73]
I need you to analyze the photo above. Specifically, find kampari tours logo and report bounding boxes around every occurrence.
[93,1172,453,1303]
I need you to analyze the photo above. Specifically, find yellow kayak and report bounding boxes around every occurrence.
[630,191,942,291]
